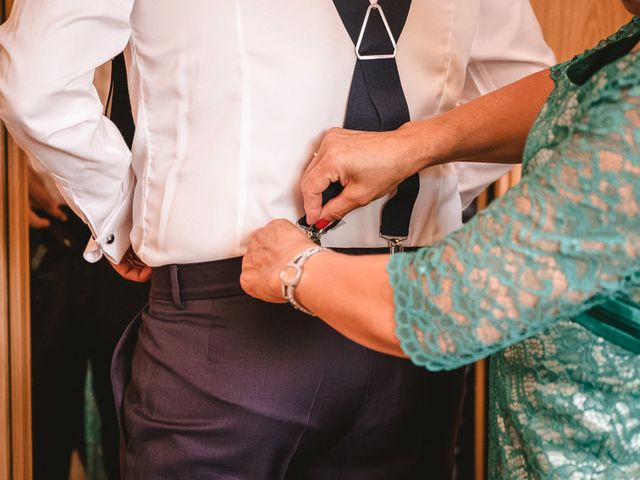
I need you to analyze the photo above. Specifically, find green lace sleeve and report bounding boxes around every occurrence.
[389,68,640,371]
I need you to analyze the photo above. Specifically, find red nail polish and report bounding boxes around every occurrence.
[315,219,330,229]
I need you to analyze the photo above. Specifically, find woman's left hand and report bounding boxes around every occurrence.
[241,219,316,303]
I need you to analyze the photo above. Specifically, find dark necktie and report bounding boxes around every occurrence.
[299,0,419,252]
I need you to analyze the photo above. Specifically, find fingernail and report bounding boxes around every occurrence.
[315,219,330,229]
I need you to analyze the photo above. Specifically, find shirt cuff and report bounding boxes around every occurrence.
[83,178,134,264]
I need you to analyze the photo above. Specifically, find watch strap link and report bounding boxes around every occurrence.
[280,246,328,316]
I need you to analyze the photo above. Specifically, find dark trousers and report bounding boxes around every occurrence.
[30,209,148,480]
[113,255,466,479]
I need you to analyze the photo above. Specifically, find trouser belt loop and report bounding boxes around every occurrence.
[169,265,186,309]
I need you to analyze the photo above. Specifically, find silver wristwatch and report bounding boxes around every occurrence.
[279,246,328,316]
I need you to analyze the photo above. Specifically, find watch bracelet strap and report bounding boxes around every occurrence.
[280,246,328,316]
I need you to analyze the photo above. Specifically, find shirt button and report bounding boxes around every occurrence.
[106,234,115,245]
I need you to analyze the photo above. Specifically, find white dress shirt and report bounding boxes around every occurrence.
[32,62,113,207]
[0,0,554,266]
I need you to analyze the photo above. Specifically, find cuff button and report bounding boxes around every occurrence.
[106,234,115,245]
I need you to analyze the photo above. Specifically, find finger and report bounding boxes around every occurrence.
[241,251,250,271]
[128,258,147,270]
[303,127,344,177]
[124,265,152,283]
[123,247,149,270]
[111,261,152,283]
[248,229,262,253]
[134,265,152,283]
[47,203,68,222]
[303,150,323,177]
[28,210,50,229]
[239,271,253,296]
[301,165,335,225]
[317,189,360,222]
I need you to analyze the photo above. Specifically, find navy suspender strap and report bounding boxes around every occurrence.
[298,0,420,252]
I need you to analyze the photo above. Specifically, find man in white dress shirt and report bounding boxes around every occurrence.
[0,1,553,478]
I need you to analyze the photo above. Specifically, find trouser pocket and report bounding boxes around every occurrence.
[110,305,146,447]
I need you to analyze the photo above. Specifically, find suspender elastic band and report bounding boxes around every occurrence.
[298,0,419,253]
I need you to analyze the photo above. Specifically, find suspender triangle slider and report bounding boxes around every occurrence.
[355,1,397,60]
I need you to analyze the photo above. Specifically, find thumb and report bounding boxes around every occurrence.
[29,210,51,229]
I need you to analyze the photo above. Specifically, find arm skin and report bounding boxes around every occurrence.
[302,69,554,224]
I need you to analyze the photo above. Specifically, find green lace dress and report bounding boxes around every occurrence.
[388,18,640,479]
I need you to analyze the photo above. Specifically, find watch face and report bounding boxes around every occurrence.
[280,265,299,285]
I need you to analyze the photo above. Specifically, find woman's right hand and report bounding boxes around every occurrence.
[301,125,424,225]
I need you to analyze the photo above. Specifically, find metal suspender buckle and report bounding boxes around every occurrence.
[380,235,406,254]
[355,0,397,61]
[297,222,330,246]
[297,218,346,245]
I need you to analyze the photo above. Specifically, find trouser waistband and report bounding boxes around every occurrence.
[150,246,421,305]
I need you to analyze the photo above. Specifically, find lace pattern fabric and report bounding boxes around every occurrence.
[388,17,640,478]
[489,321,640,479]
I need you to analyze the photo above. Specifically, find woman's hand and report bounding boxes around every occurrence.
[241,219,316,303]
[301,125,423,225]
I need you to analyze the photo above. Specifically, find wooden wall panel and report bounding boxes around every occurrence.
[8,145,31,480]
[1,2,13,479]
[1,122,11,480]
[531,0,633,62]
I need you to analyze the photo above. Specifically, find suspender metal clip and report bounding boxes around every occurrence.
[297,222,329,246]
[381,235,406,254]
[297,219,346,245]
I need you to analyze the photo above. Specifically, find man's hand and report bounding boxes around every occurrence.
[241,219,315,303]
[110,247,152,283]
[28,166,68,228]
[301,126,419,225]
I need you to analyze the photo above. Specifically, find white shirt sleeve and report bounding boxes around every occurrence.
[455,0,556,210]
[0,0,135,263]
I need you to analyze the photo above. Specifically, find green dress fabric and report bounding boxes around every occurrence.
[388,17,640,479]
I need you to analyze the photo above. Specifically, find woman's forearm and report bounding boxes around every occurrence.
[398,69,554,173]
[295,252,405,357]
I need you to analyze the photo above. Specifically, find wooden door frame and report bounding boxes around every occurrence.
[1,0,33,477]
[1,100,12,480]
